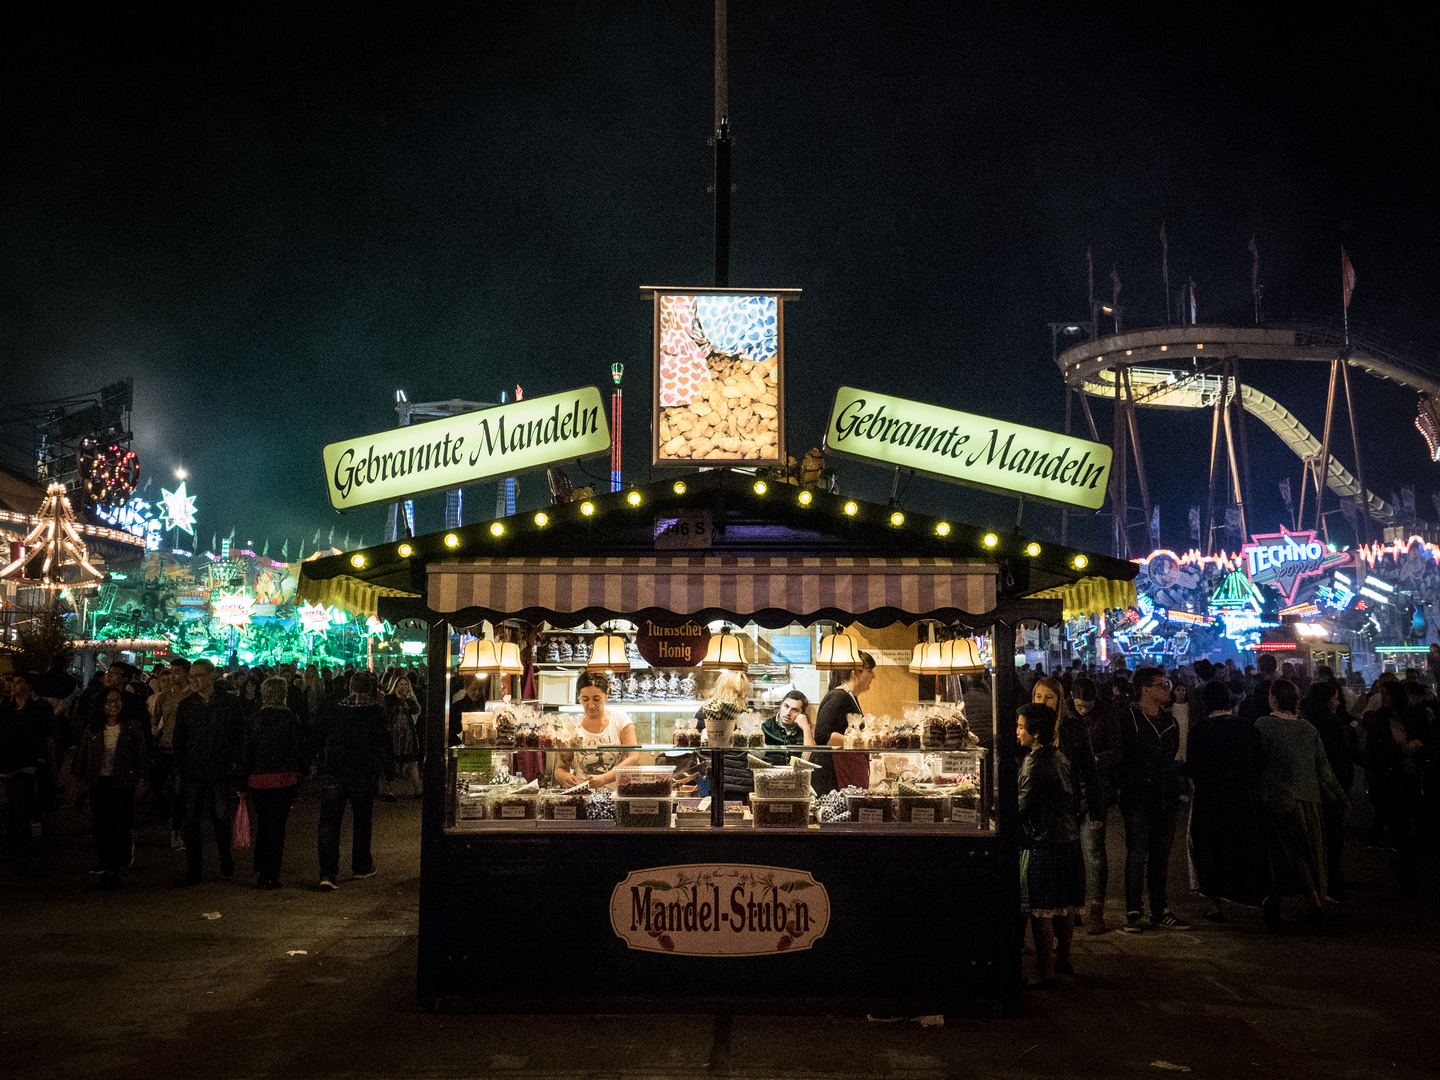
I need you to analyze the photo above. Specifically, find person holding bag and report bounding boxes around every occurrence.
[246,677,306,890]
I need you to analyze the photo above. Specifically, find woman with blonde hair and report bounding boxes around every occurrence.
[696,671,753,797]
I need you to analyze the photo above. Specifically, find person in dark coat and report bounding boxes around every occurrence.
[760,691,811,766]
[171,659,247,886]
[72,687,149,890]
[1072,677,1124,933]
[246,678,307,890]
[1184,680,1268,919]
[1116,667,1190,932]
[1300,680,1357,903]
[315,671,391,889]
[1017,703,1084,989]
[1,672,55,858]
[811,653,876,795]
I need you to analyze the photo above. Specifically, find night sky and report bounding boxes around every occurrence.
[5,4,1439,556]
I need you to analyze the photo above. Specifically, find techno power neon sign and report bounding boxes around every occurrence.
[1241,528,1351,604]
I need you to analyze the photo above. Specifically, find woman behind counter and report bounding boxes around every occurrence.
[812,652,877,796]
[555,673,639,789]
[696,671,753,797]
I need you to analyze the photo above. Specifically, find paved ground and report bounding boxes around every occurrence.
[1,787,1436,1080]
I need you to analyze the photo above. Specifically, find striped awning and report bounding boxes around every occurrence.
[428,556,997,626]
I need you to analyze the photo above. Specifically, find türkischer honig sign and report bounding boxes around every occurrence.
[634,617,710,667]
[610,864,830,956]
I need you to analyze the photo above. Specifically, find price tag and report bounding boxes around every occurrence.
[907,807,936,825]
[501,804,527,819]
[857,807,886,824]
[551,805,578,820]
[654,511,712,550]
[952,807,979,825]
[631,800,659,814]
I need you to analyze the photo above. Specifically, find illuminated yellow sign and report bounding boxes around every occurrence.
[322,387,611,512]
[823,387,1113,510]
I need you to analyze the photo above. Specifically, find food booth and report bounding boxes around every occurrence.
[299,468,1135,1015]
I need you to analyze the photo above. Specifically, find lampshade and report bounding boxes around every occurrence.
[908,641,944,674]
[496,640,524,676]
[935,637,986,674]
[813,630,863,670]
[458,638,500,675]
[587,632,631,672]
[701,628,748,670]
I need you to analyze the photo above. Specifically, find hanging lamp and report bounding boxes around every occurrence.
[908,640,945,674]
[587,629,631,672]
[496,640,525,676]
[935,637,986,675]
[700,626,749,671]
[814,627,863,670]
[458,638,500,675]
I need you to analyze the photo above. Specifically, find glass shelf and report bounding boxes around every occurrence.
[455,744,975,754]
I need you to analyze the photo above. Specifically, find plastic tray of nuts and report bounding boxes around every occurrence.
[614,766,676,798]
[752,768,813,799]
[748,794,812,829]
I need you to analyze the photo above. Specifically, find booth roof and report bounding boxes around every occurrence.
[297,470,1135,623]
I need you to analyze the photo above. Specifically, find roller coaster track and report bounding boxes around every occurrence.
[1055,320,1440,527]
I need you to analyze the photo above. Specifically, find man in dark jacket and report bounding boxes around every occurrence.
[1116,667,1190,932]
[315,671,391,889]
[1,672,53,857]
[171,659,247,885]
[1072,677,1123,933]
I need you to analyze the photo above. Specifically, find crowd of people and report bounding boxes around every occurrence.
[0,657,427,891]
[1013,651,1436,987]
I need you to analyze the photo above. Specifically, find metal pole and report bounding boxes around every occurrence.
[1113,373,1128,560]
[713,0,730,288]
[1340,359,1370,544]
[1123,368,1152,534]
[1221,362,1247,542]
[1204,363,1225,555]
[1061,388,1072,545]
[1313,357,1338,533]
[1233,359,1254,514]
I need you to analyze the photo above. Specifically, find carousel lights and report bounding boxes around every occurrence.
[351,553,366,569]
[626,490,643,507]
[797,490,812,506]
[981,533,999,549]
[397,543,413,557]
[580,501,595,516]
[444,533,460,548]
[889,511,905,527]
[489,522,505,537]
[1072,554,1088,569]
[533,512,549,528]
[843,501,858,516]
[935,521,951,536]
[753,480,768,495]
[672,480,687,495]
[1025,542,1041,557]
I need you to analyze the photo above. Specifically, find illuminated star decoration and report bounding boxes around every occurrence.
[213,591,254,627]
[365,616,388,638]
[299,601,333,633]
[158,482,198,536]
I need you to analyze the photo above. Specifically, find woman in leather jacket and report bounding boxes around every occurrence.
[1018,703,1085,989]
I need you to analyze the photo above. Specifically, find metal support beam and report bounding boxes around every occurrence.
[1340,358,1370,544]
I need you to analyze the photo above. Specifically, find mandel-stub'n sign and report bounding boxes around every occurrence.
[610,864,830,956]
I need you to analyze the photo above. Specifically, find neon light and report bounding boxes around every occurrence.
[1359,587,1391,606]
[299,601,332,633]
[1365,576,1394,592]
[1241,527,1351,603]
[213,592,254,627]
[1374,645,1432,654]
[158,482,199,535]
[1278,602,1320,617]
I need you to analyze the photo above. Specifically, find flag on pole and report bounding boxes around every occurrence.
[1087,247,1095,313]
[1249,235,1260,292]
[1111,265,1121,307]
[1189,279,1197,325]
[1188,506,1201,544]
[1149,506,1161,551]
[1342,247,1356,308]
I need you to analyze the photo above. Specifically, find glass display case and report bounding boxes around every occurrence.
[445,744,992,834]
